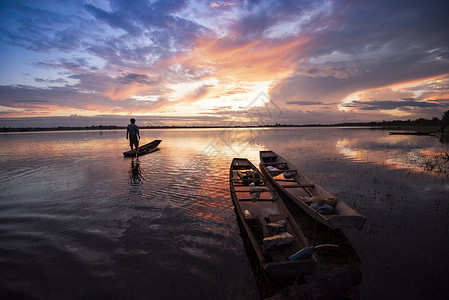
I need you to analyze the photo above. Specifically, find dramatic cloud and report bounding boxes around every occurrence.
[1,0,449,127]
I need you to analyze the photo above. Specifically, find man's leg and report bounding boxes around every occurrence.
[130,135,138,151]
[130,136,134,150]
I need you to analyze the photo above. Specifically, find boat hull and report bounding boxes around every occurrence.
[123,139,162,157]
[229,158,316,281]
[259,151,366,230]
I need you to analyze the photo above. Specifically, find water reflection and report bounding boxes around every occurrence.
[336,136,449,176]
[439,132,449,144]
[129,158,143,185]
[1,128,448,299]
[160,127,262,159]
[336,138,359,160]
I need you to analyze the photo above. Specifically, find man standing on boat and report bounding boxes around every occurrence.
[126,118,140,151]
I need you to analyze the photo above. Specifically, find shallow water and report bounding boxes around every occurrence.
[0,128,448,299]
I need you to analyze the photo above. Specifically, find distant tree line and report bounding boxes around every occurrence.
[364,109,449,127]
[254,110,449,128]
[1,110,448,132]
[0,125,124,132]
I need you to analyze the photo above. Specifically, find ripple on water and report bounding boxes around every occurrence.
[6,129,448,298]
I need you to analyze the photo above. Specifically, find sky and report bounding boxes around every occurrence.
[1,0,449,127]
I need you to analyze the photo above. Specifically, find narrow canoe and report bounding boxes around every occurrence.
[259,151,366,230]
[229,158,316,281]
[123,139,162,157]
[389,131,437,135]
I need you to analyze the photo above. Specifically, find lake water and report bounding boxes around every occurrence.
[0,127,448,299]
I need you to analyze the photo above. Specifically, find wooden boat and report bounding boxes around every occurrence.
[229,158,316,281]
[389,131,437,135]
[123,139,162,157]
[259,151,366,230]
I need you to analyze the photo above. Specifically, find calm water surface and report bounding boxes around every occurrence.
[0,128,448,299]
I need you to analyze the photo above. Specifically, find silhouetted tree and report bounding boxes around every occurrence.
[431,117,440,125]
[442,110,449,125]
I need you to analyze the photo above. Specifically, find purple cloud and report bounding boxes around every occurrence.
[1,0,449,126]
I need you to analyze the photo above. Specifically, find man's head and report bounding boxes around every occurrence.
[130,118,136,124]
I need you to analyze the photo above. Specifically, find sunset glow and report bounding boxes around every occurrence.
[1,0,448,127]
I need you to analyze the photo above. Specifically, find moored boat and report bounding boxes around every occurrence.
[229,158,316,281]
[259,151,366,230]
[389,131,437,135]
[123,139,162,157]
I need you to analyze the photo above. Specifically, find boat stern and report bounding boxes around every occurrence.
[264,257,316,279]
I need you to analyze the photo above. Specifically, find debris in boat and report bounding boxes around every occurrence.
[250,192,260,201]
[266,165,281,176]
[267,220,287,235]
[283,172,293,179]
[263,232,295,250]
[310,202,334,214]
[301,196,338,206]
[249,182,267,192]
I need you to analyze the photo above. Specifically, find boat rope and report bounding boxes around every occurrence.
[314,244,339,249]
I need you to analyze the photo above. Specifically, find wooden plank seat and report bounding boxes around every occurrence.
[279,184,316,188]
[238,198,277,201]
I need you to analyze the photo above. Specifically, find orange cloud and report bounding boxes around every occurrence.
[142,33,313,113]
[338,74,449,118]
[210,1,237,8]
[103,83,152,101]
[387,74,449,92]
[174,36,310,83]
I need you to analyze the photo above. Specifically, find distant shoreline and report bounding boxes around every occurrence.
[0,122,444,133]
